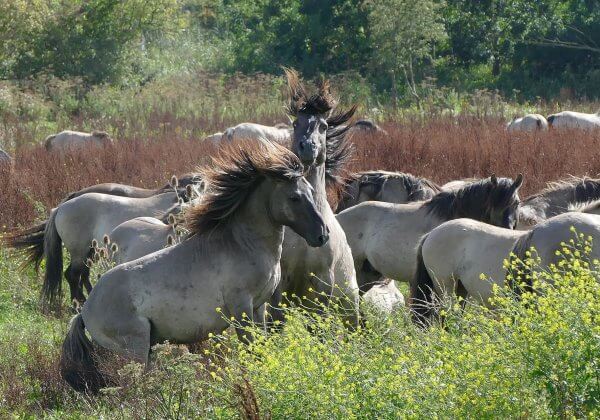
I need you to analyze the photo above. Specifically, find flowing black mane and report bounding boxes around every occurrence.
[283,67,356,186]
[423,176,519,222]
[524,176,600,205]
[185,141,303,235]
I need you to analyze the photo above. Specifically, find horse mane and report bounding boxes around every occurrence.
[423,177,518,221]
[568,199,600,213]
[185,141,303,236]
[342,170,441,201]
[284,67,336,116]
[324,106,357,185]
[525,175,600,204]
[283,67,357,186]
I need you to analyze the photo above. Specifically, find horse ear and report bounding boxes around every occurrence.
[513,173,524,190]
[490,174,498,186]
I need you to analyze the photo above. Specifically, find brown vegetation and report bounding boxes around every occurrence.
[2,117,600,229]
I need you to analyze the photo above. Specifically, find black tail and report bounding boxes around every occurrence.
[3,221,46,272]
[60,314,105,393]
[42,209,64,306]
[409,235,437,326]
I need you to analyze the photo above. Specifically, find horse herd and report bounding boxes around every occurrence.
[4,69,600,394]
[507,110,600,131]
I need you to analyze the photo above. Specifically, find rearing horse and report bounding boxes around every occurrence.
[269,69,360,326]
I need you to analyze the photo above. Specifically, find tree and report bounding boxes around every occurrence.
[368,0,446,108]
[11,0,181,84]
[223,0,370,76]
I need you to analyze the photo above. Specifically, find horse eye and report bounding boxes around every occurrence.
[318,124,326,133]
[289,196,301,202]
[293,120,298,128]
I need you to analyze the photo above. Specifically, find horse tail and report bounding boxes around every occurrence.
[507,230,535,297]
[410,234,436,325]
[42,209,64,305]
[3,221,47,272]
[60,314,104,393]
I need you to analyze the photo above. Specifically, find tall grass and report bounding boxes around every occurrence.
[3,116,600,229]
[1,240,598,417]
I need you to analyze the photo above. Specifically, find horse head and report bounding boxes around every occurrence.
[284,68,335,167]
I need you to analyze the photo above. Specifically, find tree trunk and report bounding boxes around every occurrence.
[391,69,398,110]
[492,56,501,76]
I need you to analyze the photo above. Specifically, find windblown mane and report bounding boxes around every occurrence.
[185,141,303,235]
[525,176,600,204]
[283,67,357,185]
[424,177,518,221]
[324,106,357,185]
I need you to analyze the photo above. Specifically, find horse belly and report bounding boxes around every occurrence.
[151,310,227,344]
[367,228,420,282]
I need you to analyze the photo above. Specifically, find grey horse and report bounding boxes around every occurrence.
[518,176,600,229]
[267,68,360,327]
[337,175,523,294]
[6,192,179,306]
[61,173,202,203]
[336,171,441,212]
[59,141,328,393]
[411,212,600,323]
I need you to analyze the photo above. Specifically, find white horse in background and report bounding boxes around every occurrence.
[202,132,224,143]
[223,122,291,145]
[507,114,549,132]
[44,130,113,152]
[547,111,600,129]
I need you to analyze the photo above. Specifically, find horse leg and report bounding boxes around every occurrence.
[64,263,85,308]
[108,317,152,365]
[265,283,285,330]
[227,300,255,345]
[81,265,93,295]
[357,259,384,296]
[253,304,267,334]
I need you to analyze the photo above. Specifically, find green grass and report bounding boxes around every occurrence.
[0,237,599,418]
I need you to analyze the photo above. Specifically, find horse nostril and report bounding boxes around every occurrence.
[318,233,329,245]
[326,226,330,234]
[299,142,305,151]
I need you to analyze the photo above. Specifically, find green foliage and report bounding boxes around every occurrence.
[9,0,182,84]
[2,238,599,417]
[224,0,370,77]
[368,0,447,107]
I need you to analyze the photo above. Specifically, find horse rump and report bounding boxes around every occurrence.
[60,314,105,393]
[3,220,46,271]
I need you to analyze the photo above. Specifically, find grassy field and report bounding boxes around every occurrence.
[1,74,600,417]
[1,238,599,417]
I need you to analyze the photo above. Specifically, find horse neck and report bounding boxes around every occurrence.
[527,189,568,215]
[229,181,285,256]
[304,161,331,215]
[150,192,178,208]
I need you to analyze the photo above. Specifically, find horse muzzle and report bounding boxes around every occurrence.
[297,139,319,165]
